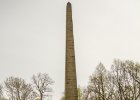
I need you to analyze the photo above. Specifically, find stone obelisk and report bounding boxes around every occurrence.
[65,2,78,100]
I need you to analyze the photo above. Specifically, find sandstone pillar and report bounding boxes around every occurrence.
[65,2,78,100]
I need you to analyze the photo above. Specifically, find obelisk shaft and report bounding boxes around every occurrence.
[65,2,78,100]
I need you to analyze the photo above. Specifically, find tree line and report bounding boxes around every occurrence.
[82,59,140,100]
[1,59,140,100]
[0,73,54,100]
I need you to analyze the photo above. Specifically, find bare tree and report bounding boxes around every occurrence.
[32,73,54,100]
[83,59,140,100]
[111,60,129,100]
[4,76,32,100]
[0,84,8,100]
[83,63,114,100]
[111,60,140,100]
[124,60,140,100]
[0,84,3,97]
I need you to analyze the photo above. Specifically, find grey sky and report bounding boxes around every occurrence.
[0,0,140,99]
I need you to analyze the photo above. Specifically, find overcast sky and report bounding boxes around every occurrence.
[0,0,140,99]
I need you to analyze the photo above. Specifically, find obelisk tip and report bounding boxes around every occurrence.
[67,2,71,5]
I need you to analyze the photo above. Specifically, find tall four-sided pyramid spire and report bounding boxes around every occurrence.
[65,2,78,100]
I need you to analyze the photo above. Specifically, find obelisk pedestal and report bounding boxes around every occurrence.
[65,2,78,100]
